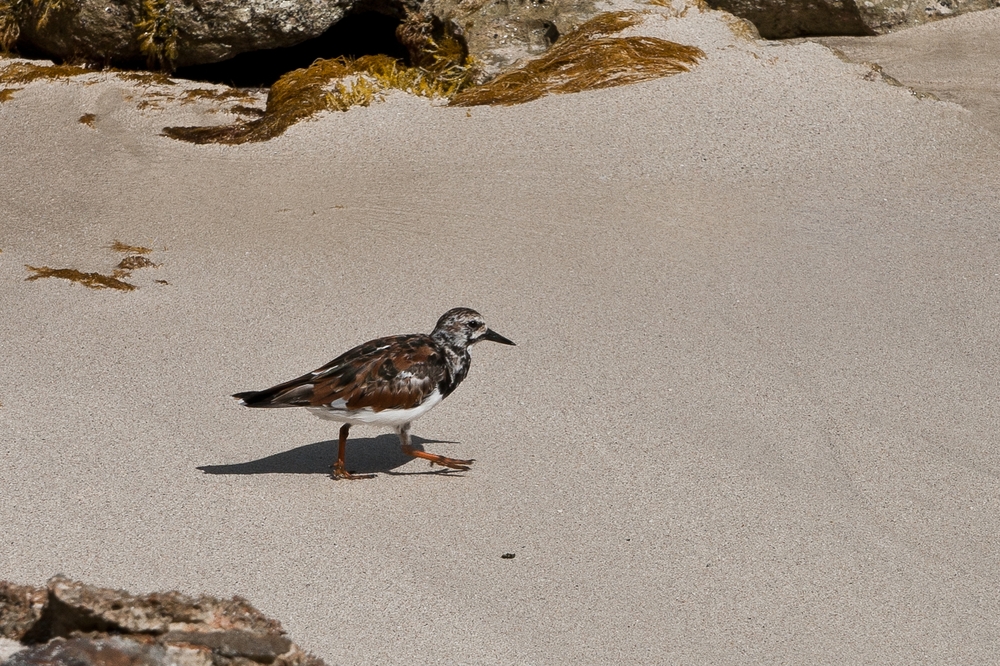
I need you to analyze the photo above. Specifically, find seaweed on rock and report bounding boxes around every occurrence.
[162,10,704,143]
[0,0,81,51]
[137,0,179,71]
[450,11,705,106]
[0,0,29,51]
[163,52,477,145]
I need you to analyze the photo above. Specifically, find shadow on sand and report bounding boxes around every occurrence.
[197,434,467,477]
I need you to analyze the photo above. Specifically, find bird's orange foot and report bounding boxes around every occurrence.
[331,463,377,480]
[401,445,474,471]
[421,454,475,471]
[428,456,474,471]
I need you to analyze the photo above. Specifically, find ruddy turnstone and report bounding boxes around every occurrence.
[233,307,515,480]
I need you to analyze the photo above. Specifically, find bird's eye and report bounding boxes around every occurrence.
[472,321,483,329]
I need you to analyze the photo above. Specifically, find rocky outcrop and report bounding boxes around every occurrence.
[0,577,324,666]
[416,0,597,78]
[7,0,357,68]
[3,0,994,77]
[2,0,596,75]
[704,0,998,38]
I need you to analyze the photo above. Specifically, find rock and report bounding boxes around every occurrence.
[704,0,996,38]
[416,0,598,79]
[0,582,47,643]
[0,577,323,666]
[3,0,996,73]
[3,0,602,78]
[25,576,284,640]
[9,0,357,68]
[6,637,168,666]
[159,632,291,663]
[1,638,26,664]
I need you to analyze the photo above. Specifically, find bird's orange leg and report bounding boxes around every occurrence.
[332,423,376,480]
[397,424,474,471]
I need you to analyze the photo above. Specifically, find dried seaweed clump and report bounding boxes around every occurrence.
[163,51,477,145]
[345,53,473,101]
[25,266,137,290]
[163,10,477,145]
[163,58,355,144]
[25,240,160,291]
[181,87,254,104]
[450,11,705,106]
[162,10,703,143]
[0,60,92,84]
[136,0,179,71]
[0,60,106,106]
[395,10,473,86]
[109,239,153,254]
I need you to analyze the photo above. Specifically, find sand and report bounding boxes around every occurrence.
[1,5,999,663]
[818,8,1000,136]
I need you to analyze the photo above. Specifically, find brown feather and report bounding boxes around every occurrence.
[243,334,447,412]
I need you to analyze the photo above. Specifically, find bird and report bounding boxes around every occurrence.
[232,307,515,480]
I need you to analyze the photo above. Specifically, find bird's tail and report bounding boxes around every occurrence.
[232,389,301,407]
[232,391,263,406]
[231,375,314,408]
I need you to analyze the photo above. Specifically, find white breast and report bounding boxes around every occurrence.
[306,389,444,428]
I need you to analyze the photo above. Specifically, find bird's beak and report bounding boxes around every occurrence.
[482,328,516,346]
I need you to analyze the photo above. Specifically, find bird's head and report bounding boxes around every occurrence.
[432,307,516,349]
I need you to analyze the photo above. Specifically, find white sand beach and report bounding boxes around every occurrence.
[2,6,999,663]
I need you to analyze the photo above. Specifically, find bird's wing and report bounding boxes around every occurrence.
[311,335,445,411]
[235,335,445,412]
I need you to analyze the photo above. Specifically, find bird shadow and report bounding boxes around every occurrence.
[197,434,466,477]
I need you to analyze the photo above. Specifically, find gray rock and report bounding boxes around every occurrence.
[705,0,998,38]
[28,576,284,639]
[0,577,323,666]
[6,637,168,666]
[858,0,997,33]
[418,0,598,79]
[1,637,27,664]
[160,632,291,664]
[12,0,356,68]
[4,0,997,73]
[5,0,601,77]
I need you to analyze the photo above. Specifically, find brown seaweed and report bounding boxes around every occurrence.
[25,266,138,291]
[109,240,153,254]
[0,0,29,51]
[450,11,704,106]
[25,241,160,291]
[182,87,255,104]
[136,0,179,71]
[163,42,477,145]
[0,61,93,84]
